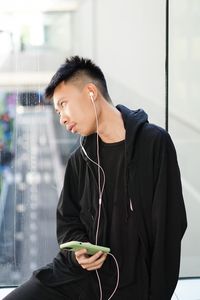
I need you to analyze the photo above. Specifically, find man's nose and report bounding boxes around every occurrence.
[59,113,68,126]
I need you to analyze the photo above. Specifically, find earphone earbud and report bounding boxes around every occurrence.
[89,91,94,102]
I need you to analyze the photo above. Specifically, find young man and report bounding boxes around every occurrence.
[4,56,187,299]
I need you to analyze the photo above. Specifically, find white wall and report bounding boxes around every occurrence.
[72,0,94,58]
[169,0,200,130]
[74,0,166,126]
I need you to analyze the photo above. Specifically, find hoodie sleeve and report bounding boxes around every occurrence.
[57,156,89,249]
[150,131,187,300]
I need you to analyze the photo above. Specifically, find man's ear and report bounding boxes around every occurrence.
[86,83,98,101]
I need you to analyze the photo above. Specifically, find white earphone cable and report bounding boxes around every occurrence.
[107,253,120,300]
[79,93,119,299]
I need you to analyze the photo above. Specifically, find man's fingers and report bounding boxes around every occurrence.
[75,248,87,259]
[80,253,107,270]
[78,251,103,265]
[74,249,107,271]
[85,254,107,271]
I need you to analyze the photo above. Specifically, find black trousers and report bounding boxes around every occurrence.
[2,275,97,300]
[3,273,137,300]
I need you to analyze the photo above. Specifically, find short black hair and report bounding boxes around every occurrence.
[45,56,111,102]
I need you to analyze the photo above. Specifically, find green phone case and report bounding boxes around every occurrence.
[60,241,110,255]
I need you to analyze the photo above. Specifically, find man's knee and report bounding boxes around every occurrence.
[2,276,56,300]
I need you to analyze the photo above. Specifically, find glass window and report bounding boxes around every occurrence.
[169,0,200,277]
[0,93,78,286]
[0,3,77,285]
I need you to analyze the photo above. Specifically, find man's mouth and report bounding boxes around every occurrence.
[67,124,75,132]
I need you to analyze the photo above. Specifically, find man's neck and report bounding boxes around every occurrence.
[97,101,125,143]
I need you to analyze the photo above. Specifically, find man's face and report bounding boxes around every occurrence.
[53,81,96,136]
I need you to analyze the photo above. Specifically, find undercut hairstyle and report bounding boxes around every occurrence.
[45,56,112,103]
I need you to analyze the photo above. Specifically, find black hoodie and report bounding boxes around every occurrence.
[34,104,187,300]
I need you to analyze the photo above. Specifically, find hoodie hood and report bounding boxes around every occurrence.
[116,104,148,164]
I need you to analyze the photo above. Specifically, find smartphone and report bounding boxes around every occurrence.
[60,241,110,256]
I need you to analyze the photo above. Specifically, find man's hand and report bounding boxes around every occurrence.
[75,248,107,271]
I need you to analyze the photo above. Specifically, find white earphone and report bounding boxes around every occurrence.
[89,91,94,102]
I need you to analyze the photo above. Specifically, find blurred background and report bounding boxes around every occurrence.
[0,0,199,287]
